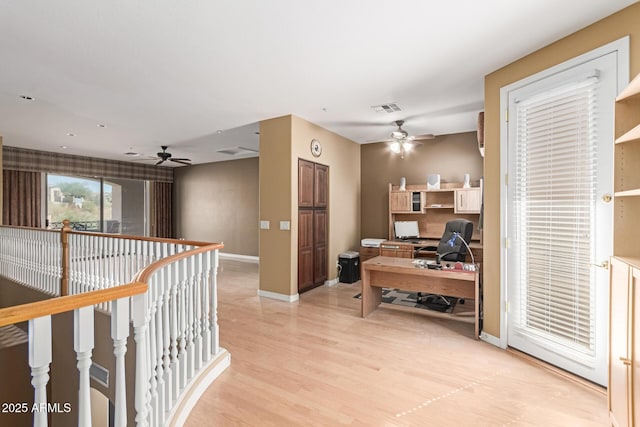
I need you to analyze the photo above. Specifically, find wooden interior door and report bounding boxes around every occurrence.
[298,210,314,291]
[298,159,328,293]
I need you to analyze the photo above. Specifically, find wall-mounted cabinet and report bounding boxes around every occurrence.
[455,188,482,214]
[390,190,424,213]
[609,72,640,427]
[388,182,482,241]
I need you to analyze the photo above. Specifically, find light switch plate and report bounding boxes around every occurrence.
[279,221,290,230]
[260,220,270,230]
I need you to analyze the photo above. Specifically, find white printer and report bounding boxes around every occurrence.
[361,238,386,248]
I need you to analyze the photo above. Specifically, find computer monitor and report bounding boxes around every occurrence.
[394,221,419,239]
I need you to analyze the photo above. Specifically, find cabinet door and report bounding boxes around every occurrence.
[455,188,481,213]
[313,210,328,285]
[632,267,640,426]
[314,164,328,208]
[298,210,314,291]
[298,160,314,208]
[609,257,631,427]
[390,191,412,212]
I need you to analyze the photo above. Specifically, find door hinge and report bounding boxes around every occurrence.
[504,237,510,249]
[505,301,510,313]
[504,173,508,186]
[505,109,509,123]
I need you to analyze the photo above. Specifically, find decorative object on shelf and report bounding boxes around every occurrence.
[399,176,406,191]
[310,138,322,157]
[477,111,485,157]
[427,174,440,190]
[463,173,471,188]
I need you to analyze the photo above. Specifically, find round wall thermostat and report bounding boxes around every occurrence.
[310,139,322,157]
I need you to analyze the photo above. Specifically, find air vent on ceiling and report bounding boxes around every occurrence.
[371,103,401,113]
[216,146,259,156]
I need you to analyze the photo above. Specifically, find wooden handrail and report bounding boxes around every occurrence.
[0,282,148,327]
[134,243,224,283]
[66,230,216,247]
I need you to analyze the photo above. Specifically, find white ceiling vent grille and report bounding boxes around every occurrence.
[371,103,401,113]
[216,146,259,156]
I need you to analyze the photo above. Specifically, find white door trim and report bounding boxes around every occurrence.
[498,36,629,350]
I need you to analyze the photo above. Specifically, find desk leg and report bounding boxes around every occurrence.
[361,269,381,317]
[474,273,479,339]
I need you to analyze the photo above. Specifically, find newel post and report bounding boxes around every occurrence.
[60,219,72,296]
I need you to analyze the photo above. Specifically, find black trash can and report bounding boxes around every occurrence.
[338,251,360,283]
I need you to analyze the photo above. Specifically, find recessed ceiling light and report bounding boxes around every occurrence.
[254,131,260,135]
[60,145,68,149]
[67,133,76,137]
[322,108,328,112]
[19,95,34,101]
[97,124,106,128]
[124,152,140,157]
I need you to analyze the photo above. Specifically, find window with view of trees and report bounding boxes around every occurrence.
[46,174,147,235]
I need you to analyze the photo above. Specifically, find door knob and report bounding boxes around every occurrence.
[590,260,610,270]
[602,194,612,203]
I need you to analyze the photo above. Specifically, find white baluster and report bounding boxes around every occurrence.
[178,257,187,390]
[202,251,212,361]
[29,315,52,427]
[194,253,203,371]
[74,306,94,427]
[112,297,129,427]
[170,245,179,403]
[133,293,150,427]
[186,255,195,381]
[212,249,220,355]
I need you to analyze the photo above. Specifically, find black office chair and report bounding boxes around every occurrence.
[416,219,474,309]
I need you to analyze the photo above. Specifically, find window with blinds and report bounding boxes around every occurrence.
[512,76,598,357]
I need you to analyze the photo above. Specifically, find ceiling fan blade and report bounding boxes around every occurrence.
[155,159,165,165]
[170,158,191,161]
[170,159,191,165]
[411,134,436,141]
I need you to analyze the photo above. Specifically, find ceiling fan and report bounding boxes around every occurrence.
[153,146,192,166]
[377,120,435,159]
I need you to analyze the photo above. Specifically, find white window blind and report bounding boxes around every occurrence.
[512,76,598,357]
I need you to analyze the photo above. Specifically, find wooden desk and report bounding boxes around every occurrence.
[361,256,480,339]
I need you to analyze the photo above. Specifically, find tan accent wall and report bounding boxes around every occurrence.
[173,157,259,256]
[259,116,293,294]
[483,2,640,338]
[258,115,361,297]
[361,132,483,239]
[291,116,361,291]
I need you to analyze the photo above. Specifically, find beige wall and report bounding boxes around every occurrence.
[0,136,3,222]
[259,115,361,297]
[483,2,640,338]
[259,116,293,294]
[174,157,259,256]
[361,132,483,239]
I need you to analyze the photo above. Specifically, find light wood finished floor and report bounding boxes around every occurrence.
[185,259,608,426]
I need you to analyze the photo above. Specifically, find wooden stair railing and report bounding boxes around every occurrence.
[0,222,226,427]
[0,282,147,427]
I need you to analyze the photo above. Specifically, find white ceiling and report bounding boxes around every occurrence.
[0,1,636,166]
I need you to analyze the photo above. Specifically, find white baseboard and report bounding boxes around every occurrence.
[219,252,259,263]
[257,289,299,302]
[324,277,339,286]
[480,331,503,348]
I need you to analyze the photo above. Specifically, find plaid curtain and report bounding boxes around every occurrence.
[151,181,173,238]
[3,170,41,227]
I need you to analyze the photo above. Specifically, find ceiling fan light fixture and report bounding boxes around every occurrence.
[402,141,413,152]
[389,141,401,154]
